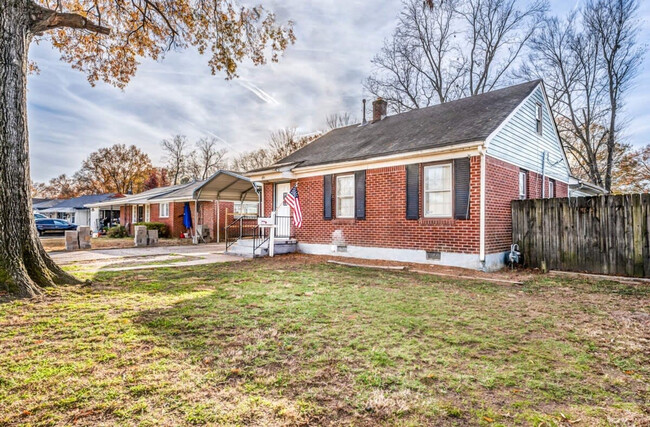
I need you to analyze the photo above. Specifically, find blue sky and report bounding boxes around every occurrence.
[28,0,649,182]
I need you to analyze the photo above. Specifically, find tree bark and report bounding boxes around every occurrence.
[0,0,80,298]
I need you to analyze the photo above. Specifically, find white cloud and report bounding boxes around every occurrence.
[27,0,649,182]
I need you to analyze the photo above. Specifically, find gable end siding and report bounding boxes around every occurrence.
[486,86,570,183]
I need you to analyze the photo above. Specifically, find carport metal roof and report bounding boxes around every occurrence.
[85,170,259,207]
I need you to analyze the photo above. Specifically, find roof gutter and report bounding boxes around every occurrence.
[247,141,484,181]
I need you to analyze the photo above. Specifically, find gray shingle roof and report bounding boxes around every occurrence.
[273,80,541,169]
[43,194,121,210]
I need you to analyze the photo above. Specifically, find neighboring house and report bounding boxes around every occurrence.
[568,177,607,197]
[85,171,259,241]
[247,80,573,270]
[33,198,60,212]
[39,194,123,231]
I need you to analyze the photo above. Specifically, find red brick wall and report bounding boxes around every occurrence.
[262,155,568,256]
[119,201,234,240]
[485,156,568,253]
[263,157,482,254]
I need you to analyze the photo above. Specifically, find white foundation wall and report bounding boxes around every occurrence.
[298,243,508,272]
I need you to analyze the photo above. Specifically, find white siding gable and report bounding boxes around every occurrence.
[485,84,570,183]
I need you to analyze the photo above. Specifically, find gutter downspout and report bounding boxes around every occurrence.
[478,145,487,267]
[541,151,547,198]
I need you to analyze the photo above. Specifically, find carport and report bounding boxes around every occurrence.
[191,171,260,242]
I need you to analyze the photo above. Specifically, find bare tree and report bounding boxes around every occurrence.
[230,147,273,173]
[584,0,644,191]
[230,128,321,172]
[364,0,547,111]
[460,0,548,95]
[521,14,608,187]
[326,112,356,130]
[161,135,189,185]
[521,1,643,192]
[188,137,227,180]
[365,0,464,111]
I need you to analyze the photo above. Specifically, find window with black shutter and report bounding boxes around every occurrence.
[453,158,470,220]
[355,170,366,219]
[406,164,419,219]
[323,174,333,220]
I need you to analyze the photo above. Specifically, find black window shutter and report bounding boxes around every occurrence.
[355,170,366,220]
[454,158,470,220]
[323,174,332,220]
[406,164,419,220]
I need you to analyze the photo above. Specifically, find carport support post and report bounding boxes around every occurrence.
[216,201,220,243]
[269,211,275,257]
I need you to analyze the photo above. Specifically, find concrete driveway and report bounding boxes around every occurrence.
[51,243,244,272]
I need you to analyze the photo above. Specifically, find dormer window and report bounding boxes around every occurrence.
[536,103,543,135]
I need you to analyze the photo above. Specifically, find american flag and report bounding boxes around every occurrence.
[284,185,303,228]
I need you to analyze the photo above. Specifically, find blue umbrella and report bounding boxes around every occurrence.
[183,202,192,229]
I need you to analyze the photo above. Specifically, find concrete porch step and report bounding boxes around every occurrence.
[226,238,297,257]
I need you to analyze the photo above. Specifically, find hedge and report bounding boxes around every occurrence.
[106,225,128,238]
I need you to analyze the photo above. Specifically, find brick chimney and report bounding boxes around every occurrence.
[372,97,387,122]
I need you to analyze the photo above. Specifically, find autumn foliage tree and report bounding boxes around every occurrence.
[74,144,153,195]
[0,0,294,298]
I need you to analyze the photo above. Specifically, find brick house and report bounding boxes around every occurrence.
[246,80,572,270]
[86,171,259,241]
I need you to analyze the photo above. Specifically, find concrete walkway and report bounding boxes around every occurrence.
[51,243,244,272]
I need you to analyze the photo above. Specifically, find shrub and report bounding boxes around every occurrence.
[134,222,170,238]
[107,225,128,238]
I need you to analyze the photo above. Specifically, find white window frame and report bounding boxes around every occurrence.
[423,163,453,218]
[159,202,170,218]
[336,174,355,218]
[519,170,527,199]
[145,204,151,222]
[536,102,543,135]
[548,180,555,198]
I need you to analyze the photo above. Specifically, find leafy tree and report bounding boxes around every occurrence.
[615,144,650,193]
[74,144,153,195]
[32,174,79,199]
[0,0,294,298]
[143,167,171,191]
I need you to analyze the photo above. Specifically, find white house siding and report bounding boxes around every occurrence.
[486,85,571,183]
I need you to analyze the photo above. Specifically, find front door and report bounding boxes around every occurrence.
[275,183,291,237]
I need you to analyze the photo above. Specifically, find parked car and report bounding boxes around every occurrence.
[35,218,77,236]
[34,213,47,219]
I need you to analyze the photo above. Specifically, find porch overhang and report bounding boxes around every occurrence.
[193,170,260,202]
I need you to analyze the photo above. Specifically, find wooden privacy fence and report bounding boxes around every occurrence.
[511,194,650,277]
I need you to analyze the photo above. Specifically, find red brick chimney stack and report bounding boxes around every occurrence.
[372,98,387,123]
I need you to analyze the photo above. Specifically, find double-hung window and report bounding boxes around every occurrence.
[519,170,527,199]
[159,202,170,218]
[336,175,355,218]
[423,163,452,217]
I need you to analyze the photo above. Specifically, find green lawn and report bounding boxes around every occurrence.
[1,255,648,426]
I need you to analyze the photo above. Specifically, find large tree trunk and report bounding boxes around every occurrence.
[0,0,80,298]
